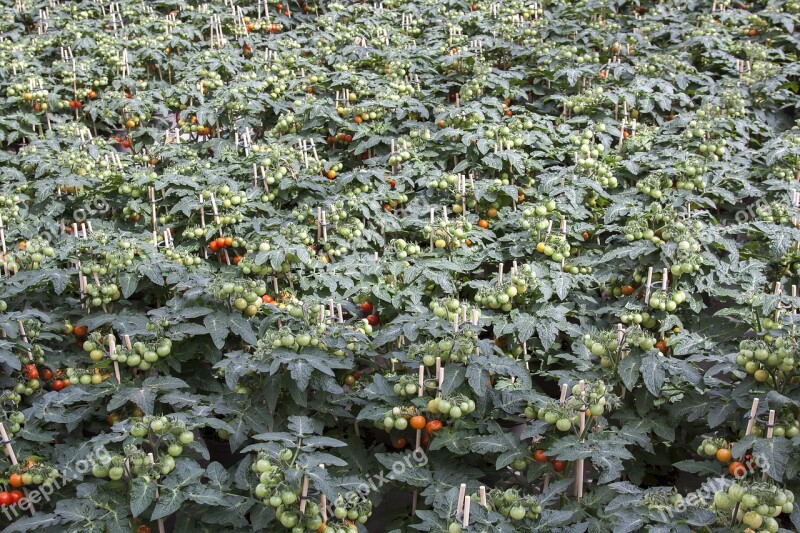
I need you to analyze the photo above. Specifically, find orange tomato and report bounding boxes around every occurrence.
[410,416,426,430]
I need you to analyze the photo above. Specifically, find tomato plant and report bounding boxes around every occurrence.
[0,0,800,531]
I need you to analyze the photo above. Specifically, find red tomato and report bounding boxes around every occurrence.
[9,491,22,504]
[360,301,373,313]
[52,380,65,391]
[551,460,566,472]
[533,449,548,462]
[0,492,11,506]
[366,314,379,326]
[25,364,38,379]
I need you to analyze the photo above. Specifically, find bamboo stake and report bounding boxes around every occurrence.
[744,398,759,442]
[299,476,309,512]
[762,410,775,481]
[575,380,586,498]
[108,334,122,383]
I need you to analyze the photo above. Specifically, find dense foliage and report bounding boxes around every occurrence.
[1,0,800,531]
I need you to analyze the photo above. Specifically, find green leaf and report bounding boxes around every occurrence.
[754,437,790,482]
[130,477,157,517]
[640,353,665,396]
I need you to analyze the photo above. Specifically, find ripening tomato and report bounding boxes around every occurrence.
[551,460,566,472]
[73,325,88,337]
[621,285,635,296]
[215,237,226,248]
[729,461,746,478]
[478,219,489,229]
[410,416,426,430]
[138,526,152,533]
[9,473,23,487]
[425,420,442,433]
[533,449,548,462]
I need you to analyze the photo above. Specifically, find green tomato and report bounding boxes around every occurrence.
[510,506,526,520]
[556,418,572,431]
[167,443,183,457]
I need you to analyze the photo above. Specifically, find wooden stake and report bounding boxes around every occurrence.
[299,476,309,512]
[575,380,586,498]
[763,410,775,481]
[744,398,759,440]
[644,267,654,304]
[455,483,466,516]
